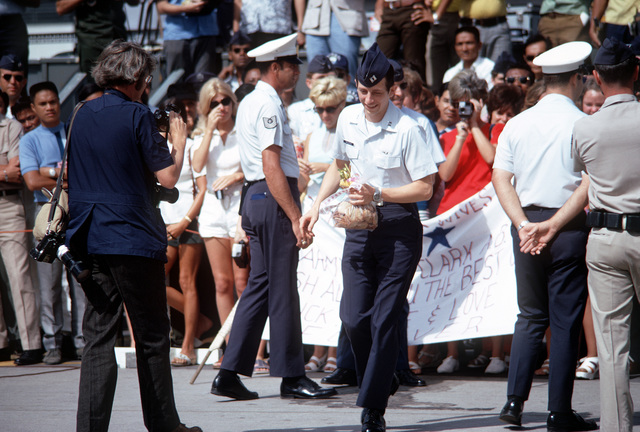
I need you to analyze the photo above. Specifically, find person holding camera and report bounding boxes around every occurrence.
[66,40,200,432]
[191,78,249,364]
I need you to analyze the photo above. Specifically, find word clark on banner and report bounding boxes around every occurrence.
[295,183,519,347]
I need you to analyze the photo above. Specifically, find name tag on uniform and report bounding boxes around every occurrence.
[344,140,354,146]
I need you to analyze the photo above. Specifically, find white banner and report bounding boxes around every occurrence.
[297,182,519,346]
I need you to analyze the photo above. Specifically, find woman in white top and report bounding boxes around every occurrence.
[298,77,347,373]
[157,99,210,366]
[191,79,249,352]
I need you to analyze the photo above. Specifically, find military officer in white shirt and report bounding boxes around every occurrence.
[211,33,337,402]
[301,43,437,432]
[492,41,598,432]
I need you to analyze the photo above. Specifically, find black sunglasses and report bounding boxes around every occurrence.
[233,47,248,54]
[525,55,536,62]
[506,76,532,85]
[2,73,24,82]
[314,105,339,114]
[210,96,232,110]
[398,82,408,90]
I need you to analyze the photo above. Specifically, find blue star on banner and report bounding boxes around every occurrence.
[424,226,454,256]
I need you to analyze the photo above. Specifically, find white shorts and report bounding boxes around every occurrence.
[198,187,242,239]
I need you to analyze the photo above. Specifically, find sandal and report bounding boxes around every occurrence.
[323,357,337,373]
[305,354,327,372]
[467,354,490,368]
[409,361,422,375]
[171,352,196,367]
[576,356,599,380]
[534,358,550,376]
[254,358,270,374]
[418,349,445,369]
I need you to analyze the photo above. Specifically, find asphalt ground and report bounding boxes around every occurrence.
[2,356,640,432]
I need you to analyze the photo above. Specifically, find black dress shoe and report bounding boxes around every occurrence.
[281,375,338,399]
[499,397,524,426]
[547,411,598,432]
[14,349,43,366]
[396,369,427,387]
[361,408,386,432]
[321,367,358,386]
[211,370,259,400]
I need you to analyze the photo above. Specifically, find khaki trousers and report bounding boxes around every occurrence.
[586,228,640,432]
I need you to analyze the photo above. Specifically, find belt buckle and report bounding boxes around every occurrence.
[622,215,628,230]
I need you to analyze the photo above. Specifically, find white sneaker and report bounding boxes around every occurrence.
[437,356,460,374]
[576,356,599,380]
[485,357,507,374]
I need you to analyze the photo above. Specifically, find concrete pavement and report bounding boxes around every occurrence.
[3,357,640,432]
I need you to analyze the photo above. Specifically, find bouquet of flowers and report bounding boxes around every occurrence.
[332,165,378,230]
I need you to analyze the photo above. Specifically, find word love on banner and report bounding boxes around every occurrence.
[296,183,518,346]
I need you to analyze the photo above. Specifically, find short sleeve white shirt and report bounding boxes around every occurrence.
[333,101,437,189]
[287,97,321,140]
[235,80,300,181]
[442,56,495,89]
[493,93,586,208]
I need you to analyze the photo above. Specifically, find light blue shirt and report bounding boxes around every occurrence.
[163,0,218,41]
[19,123,65,202]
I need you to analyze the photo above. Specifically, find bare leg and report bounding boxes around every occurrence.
[176,243,203,359]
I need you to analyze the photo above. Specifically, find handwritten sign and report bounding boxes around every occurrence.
[296,183,518,346]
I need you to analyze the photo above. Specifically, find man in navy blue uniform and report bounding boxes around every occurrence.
[210,33,336,401]
[301,43,437,432]
[66,40,200,432]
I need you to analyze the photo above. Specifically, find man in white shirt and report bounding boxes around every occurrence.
[443,26,495,88]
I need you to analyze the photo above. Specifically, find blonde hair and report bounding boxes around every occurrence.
[193,78,238,136]
[309,76,347,107]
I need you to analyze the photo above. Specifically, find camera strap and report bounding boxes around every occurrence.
[46,101,87,232]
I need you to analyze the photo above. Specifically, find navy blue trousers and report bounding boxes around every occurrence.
[221,178,305,378]
[507,207,589,412]
[341,203,422,410]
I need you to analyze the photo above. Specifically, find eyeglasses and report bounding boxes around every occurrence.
[233,47,248,54]
[2,73,24,82]
[144,75,153,85]
[506,76,532,85]
[314,105,340,114]
[398,82,408,90]
[210,96,232,110]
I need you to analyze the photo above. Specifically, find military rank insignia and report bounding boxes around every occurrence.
[263,116,277,129]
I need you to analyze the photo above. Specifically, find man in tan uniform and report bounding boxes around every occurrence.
[521,37,640,432]
[0,110,42,365]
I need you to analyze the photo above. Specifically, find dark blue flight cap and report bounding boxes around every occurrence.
[0,53,25,72]
[229,31,251,47]
[356,43,391,88]
[594,37,635,65]
[388,59,404,82]
[327,52,349,72]
[308,55,335,74]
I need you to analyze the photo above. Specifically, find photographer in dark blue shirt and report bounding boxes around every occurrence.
[67,40,200,432]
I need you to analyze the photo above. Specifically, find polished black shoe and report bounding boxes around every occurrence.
[14,349,43,366]
[211,370,259,400]
[281,375,338,399]
[321,367,358,386]
[499,397,524,426]
[361,408,386,432]
[396,369,427,387]
[547,411,598,432]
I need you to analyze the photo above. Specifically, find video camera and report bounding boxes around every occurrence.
[30,232,90,283]
[457,101,474,120]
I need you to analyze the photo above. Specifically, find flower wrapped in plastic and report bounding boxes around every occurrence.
[331,165,378,230]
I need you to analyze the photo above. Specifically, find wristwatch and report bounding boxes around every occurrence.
[49,168,56,178]
[373,187,383,206]
[432,12,440,25]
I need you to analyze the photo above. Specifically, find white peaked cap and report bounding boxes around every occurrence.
[533,41,592,74]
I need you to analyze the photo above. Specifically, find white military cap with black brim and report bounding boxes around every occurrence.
[247,33,302,64]
[533,41,592,74]
[356,43,391,87]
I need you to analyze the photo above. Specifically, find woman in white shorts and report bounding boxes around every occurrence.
[192,79,249,353]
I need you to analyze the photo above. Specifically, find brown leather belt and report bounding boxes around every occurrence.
[460,16,507,27]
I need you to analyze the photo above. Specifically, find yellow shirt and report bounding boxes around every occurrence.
[459,0,507,19]
[603,0,640,26]
[432,0,461,13]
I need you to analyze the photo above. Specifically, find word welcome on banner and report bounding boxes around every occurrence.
[296,183,519,346]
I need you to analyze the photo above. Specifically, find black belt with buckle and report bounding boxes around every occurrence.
[0,189,20,197]
[460,16,507,27]
[586,210,640,232]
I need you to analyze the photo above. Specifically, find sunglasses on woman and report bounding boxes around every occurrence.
[506,76,532,85]
[314,105,340,114]
[210,96,232,110]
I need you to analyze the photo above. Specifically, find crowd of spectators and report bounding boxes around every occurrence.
[1,0,640,404]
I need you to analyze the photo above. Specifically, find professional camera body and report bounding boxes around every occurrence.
[153,103,181,133]
[31,232,90,283]
[457,101,474,120]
